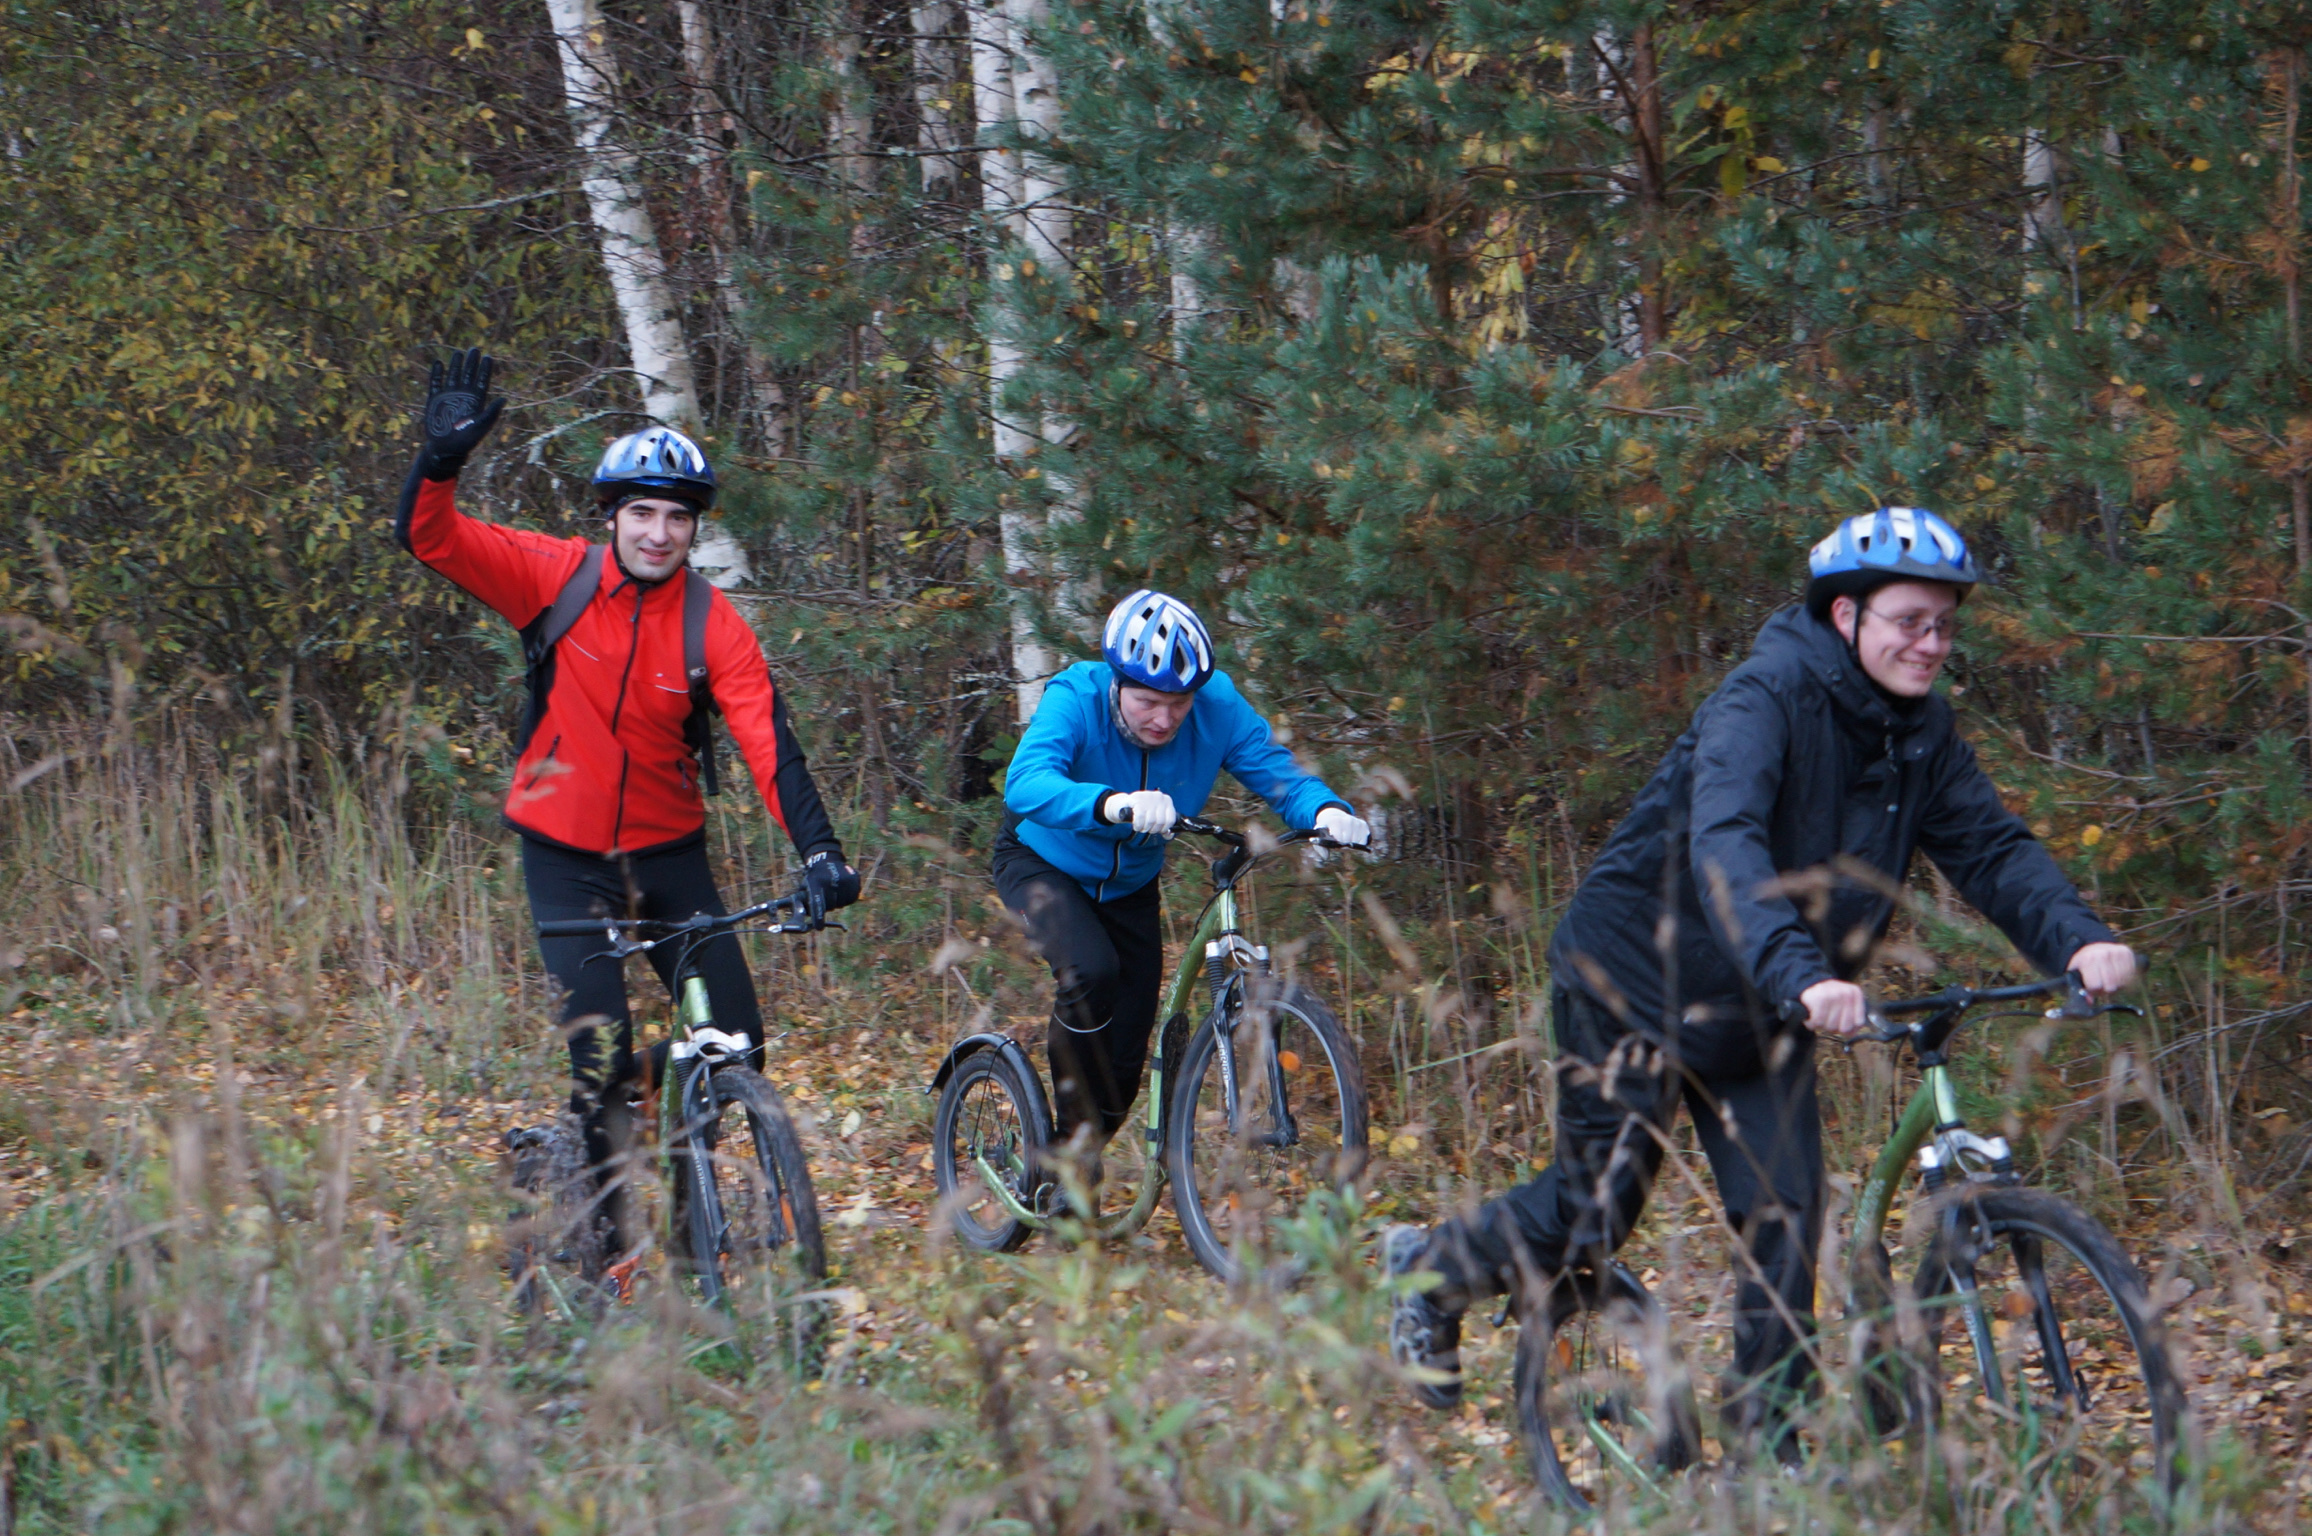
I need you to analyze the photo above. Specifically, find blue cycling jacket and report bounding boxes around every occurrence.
[1003,661,1352,901]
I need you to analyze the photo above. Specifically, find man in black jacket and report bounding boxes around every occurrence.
[1386,507,2136,1456]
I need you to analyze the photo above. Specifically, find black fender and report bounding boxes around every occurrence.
[925,1033,1055,1137]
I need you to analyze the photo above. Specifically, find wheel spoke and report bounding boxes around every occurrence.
[1912,1193,2182,1509]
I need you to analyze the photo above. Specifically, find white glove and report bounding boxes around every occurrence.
[1106,789,1179,839]
[1315,806,1370,848]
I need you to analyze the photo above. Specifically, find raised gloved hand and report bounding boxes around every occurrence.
[802,849,862,924]
[417,346,507,480]
[1314,805,1371,848]
[1102,789,1179,839]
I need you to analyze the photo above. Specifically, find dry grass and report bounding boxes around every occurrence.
[0,716,2300,1532]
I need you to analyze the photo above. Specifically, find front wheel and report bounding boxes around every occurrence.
[1513,1265,1703,1511]
[1909,1185,2188,1504]
[672,1064,828,1373]
[1167,980,1367,1284]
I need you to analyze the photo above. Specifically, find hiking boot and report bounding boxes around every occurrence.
[1384,1224,1464,1411]
[1034,1152,1104,1223]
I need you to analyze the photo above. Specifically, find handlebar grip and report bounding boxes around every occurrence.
[537,918,616,937]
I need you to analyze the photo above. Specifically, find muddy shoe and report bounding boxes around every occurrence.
[1384,1224,1463,1411]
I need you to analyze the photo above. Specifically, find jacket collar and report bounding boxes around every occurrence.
[1751,605,1949,746]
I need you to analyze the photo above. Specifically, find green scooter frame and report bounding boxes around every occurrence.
[943,883,1250,1240]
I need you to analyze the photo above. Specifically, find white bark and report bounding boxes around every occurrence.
[970,0,1057,718]
[545,0,702,427]
[1007,0,1069,267]
[1009,0,1097,673]
[970,0,1024,226]
[914,0,962,193]
[830,0,876,196]
[688,525,754,589]
[1592,27,1644,355]
[2022,128,2066,262]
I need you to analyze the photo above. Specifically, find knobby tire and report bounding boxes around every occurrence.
[1167,981,1368,1284]
[674,1064,829,1373]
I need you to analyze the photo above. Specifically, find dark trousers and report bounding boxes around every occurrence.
[521,833,765,1093]
[1426,985,1825,1433]
[992,827,1165,1147]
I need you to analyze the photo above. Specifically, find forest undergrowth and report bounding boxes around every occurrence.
[0,721,2303,1534]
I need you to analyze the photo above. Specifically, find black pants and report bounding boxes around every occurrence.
[1425,984,1825,1437]
[992,826,1165,1147]
[521,834,764,1093]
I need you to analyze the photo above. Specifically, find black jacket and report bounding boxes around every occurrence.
[1548,607,2115,1047]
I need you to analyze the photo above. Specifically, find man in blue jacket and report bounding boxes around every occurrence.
[997,590,1370,1184]
[1386,508,2137,1459]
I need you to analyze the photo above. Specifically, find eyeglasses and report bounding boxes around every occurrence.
[1862,604,1959,641]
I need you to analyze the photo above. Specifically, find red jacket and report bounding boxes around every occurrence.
[397,475,839,858]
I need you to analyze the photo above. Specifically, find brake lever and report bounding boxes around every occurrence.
[2050,971,2101,1022]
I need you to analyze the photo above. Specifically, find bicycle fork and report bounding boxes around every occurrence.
[1207,937,1298,1151]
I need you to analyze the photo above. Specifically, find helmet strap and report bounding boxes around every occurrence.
[1834,594,1867,669]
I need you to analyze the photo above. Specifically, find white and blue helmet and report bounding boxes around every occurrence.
[1806,506,1981,616]
[1102,589,1215,693]
[594,426,717,512]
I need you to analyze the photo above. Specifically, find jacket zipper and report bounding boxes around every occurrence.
[607,579,644,848]
[1097,746,1149,902]
[529,734,561,788]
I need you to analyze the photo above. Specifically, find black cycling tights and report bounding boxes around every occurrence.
[992,826,1165,1147]
[521,833,765,1095]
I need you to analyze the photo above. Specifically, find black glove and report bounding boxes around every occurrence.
[416,346,507,480]
[802,849,861,924]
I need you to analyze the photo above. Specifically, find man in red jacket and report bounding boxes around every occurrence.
[398,348,860,1251]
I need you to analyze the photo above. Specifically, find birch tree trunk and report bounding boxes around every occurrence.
[914,0,962,195]
[970,0,1057,719]
[1009,0,1095,676]
[830,0,876,200]
[1592,28,1645,355]
[1007,0,1069,270]
[544,0,702,427]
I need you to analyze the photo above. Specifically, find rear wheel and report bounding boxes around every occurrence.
[1513,1265,1702,1511]
[1909,1186,2187,1505]
[672,1064,828,1373]
[932,1047,1050,1253]
[1167,980,1367,1284]
[503,1112,601,1315]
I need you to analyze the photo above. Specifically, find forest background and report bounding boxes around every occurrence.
[5,0,2312,1530]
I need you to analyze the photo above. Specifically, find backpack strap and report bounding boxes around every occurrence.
[514,544,606,753]
[682,569,722,797]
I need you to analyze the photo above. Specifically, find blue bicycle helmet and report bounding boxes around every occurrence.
[594,426,717,513]
[1102,589,1215,693]
[1805,506,1981,617]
